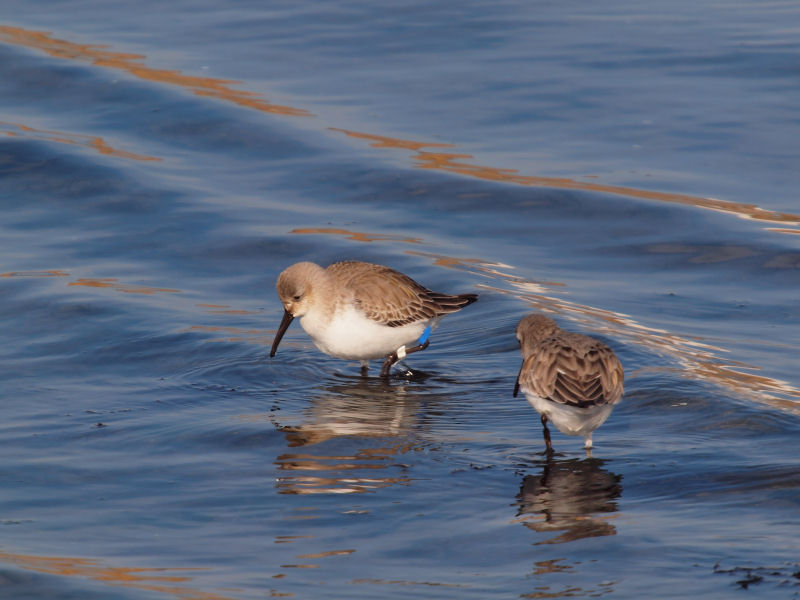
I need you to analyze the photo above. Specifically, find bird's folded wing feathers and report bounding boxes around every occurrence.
[519,338,624,408]
[329,261,473,327]
[329,262,440,327]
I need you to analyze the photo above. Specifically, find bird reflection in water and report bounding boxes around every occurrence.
[274,376,429,494]
[514,457,622,545]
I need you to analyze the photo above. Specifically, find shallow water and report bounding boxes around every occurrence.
[1,1,799,598]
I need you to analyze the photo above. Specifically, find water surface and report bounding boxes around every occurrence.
[1,1,799,598]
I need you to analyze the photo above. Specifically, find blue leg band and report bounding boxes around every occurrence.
[418,324,431,345]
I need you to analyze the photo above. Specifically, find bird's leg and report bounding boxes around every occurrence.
[541,413,553,454]
[360,360,369,377]
[403,339,430,356]
[583,434,593,458]
[380,351,399,378]
[380,340,430,378]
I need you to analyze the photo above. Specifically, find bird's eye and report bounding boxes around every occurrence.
[293,294,301,301]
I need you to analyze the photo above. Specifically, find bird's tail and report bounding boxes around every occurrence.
[430,292,478,314]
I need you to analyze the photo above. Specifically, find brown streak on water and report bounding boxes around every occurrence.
[67,278,180,294]
[0,120,161,162]
[0,25,311,117]
[330,128,800,232]
[0,269,69,278]
[0,550,234,600]
[3,23,796,239]
[291,227,423,244]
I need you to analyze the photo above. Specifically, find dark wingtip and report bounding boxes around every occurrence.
[461,293,479,307]
[429,291,479,315]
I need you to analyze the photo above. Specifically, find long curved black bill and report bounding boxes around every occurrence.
[512,360,523,397]
[270,309,294,357]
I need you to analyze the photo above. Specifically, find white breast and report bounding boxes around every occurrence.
[300,305,427,360]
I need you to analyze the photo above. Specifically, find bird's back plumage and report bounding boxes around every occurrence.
[327,261,477,327]
[517,332,623,409]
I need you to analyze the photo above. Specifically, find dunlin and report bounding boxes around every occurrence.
[513,314,624,452]
[270,261,477,376]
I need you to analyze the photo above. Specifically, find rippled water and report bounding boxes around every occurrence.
[1,1,799,598]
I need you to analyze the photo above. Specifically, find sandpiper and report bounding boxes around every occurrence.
[513,314,624,452]
[270,261,477,376]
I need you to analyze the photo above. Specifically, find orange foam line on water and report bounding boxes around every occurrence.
[67,278,180,294]
[291,227,422,244]
[0,269,69,278]
[0,25,311,117]
[0,550,235,600]
[4,26,795,235]
[330,128,800,230]
[0,120,161,162]
[330,127,453,151]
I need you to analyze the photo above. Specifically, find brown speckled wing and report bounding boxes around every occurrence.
[327,261,477,327]
[518,333,624,408]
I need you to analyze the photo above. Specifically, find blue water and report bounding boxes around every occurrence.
[1,1,799,598]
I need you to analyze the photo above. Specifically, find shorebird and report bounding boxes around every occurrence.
[513,314,624,452]
[270,261,477,376]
